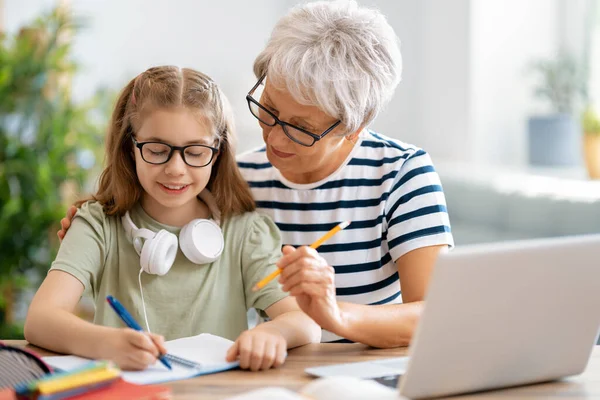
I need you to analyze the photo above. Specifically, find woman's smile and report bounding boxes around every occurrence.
[270,146,295,159]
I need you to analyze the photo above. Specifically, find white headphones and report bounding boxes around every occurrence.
[121,189,224,276]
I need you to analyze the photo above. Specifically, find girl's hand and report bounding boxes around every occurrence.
[277,245,344,333]
[102,328,167,370]
[225,326,287,371]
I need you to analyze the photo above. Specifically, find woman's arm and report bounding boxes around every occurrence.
[24,270,166,370]
[278,244,446,348]
[333,245,443,347]
[225,297,321,371]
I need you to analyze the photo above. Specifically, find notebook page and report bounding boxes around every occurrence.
[166,333,235,366]
[43,333,239,385]
[42,355,199,384]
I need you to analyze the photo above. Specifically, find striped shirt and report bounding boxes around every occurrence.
[238,130,454,342]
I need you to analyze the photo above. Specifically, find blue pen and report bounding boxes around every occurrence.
[106,295,172,370]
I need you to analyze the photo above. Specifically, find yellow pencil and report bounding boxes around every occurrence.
[252,221,351,292]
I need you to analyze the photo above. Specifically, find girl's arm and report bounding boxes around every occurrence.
[227,213,320,370]
[260,297,321,347]
[225,297,320,371]
[24,270,166,370]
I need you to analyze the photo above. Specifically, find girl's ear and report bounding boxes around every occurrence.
[213,138,221,162]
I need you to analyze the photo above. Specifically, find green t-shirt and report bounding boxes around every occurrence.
[50,201,288,341]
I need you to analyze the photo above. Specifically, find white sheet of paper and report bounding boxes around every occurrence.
[166,333,234,366]
[43,333,239,385]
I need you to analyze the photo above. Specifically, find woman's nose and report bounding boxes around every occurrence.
[265,123,290,146]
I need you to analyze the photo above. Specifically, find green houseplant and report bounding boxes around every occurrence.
[0,7,107,338]
[582,106,600,179]
[527,52,587,166]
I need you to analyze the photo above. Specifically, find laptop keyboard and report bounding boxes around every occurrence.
[373,374,401,388]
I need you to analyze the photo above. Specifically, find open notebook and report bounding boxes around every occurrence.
[43,333,240,385]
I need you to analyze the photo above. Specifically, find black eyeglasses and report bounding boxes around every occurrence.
[246,75,342,147]
[132,138,218,168]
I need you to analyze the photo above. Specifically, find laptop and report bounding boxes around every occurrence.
[305,234,600,399]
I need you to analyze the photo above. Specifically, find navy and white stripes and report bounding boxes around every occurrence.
[238,130,454,342]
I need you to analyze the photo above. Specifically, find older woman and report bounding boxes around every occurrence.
[59,0,453,348]
[237,0,453,347]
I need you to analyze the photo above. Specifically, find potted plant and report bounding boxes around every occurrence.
[582,106,600,179]
[528,52,587,166]
[0,7,108,338]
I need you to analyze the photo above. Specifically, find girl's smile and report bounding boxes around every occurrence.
[158,182,191,194]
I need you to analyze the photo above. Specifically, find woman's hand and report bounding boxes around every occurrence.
[277,245,344,334]
[102,328,167,371]
[225,326,287,371]
[57,205,77,241]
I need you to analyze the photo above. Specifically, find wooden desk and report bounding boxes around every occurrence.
[5,341,600,399]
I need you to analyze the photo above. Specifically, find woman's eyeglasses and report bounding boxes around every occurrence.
[246,75,341,147]
[132,138,218,168]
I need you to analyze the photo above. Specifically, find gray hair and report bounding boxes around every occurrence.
[253,0,402,134]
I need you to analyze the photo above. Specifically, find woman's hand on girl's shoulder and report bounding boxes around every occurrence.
[57,205,78,241]
[225,326,287,371]
[102,328,166,371]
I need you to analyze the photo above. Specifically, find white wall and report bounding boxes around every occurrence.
[4,0,55,30]
[470,0,559,166]
[5,0,572,164]
[414,0,471,161]
[584,0,600,111]
[5,0,293,152]
[4,0,436,155]
[357,1,422,153]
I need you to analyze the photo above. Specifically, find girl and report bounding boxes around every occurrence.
[24,66,320,371]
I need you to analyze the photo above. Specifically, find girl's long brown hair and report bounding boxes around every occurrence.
[78,66,255,221]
